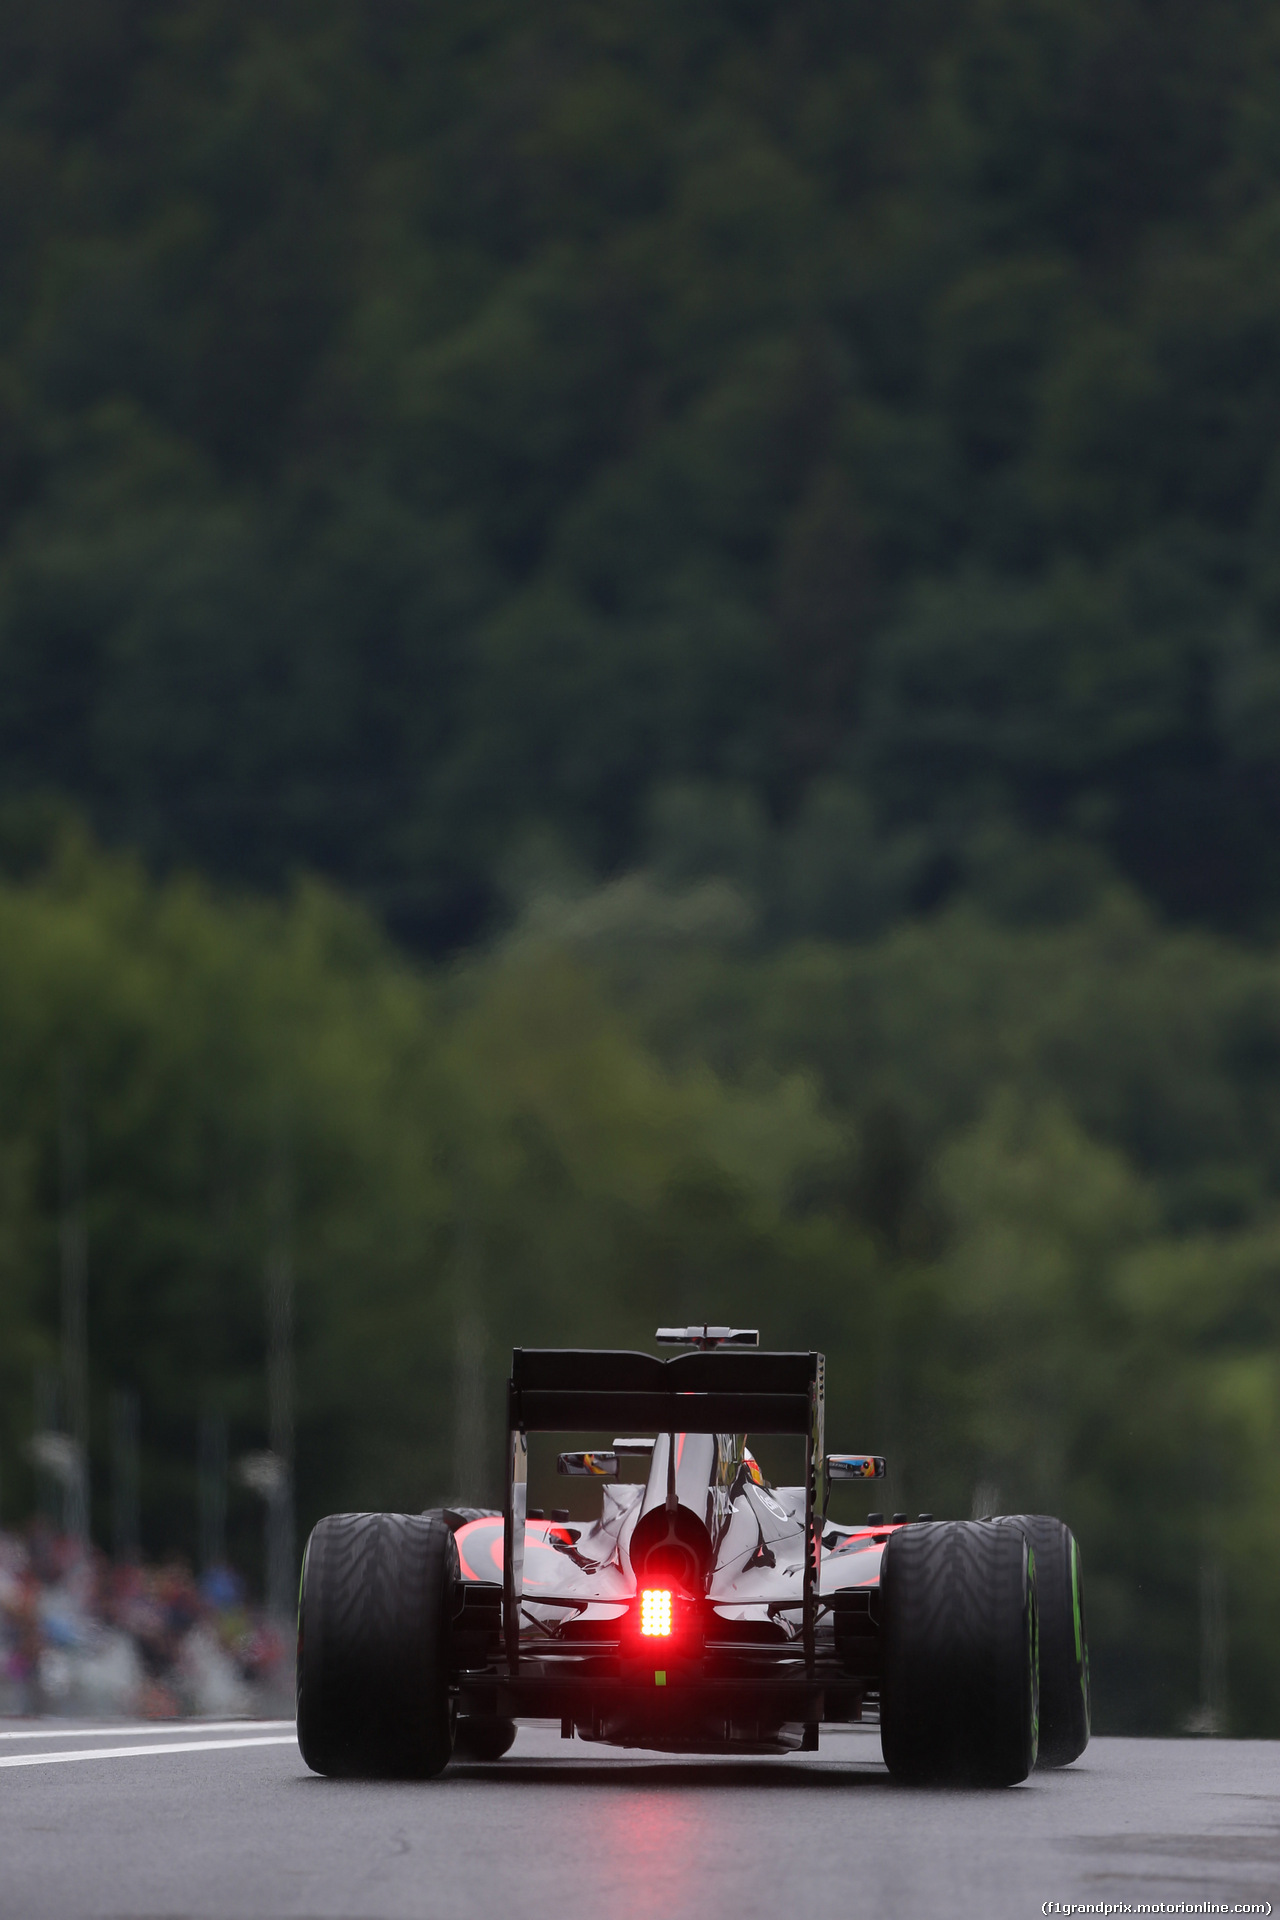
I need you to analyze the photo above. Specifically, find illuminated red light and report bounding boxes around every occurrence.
[639,1589,673,1637]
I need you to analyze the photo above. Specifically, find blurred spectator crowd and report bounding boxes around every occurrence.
[0,1526,290,1718]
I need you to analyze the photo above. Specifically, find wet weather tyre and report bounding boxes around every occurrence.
[296,1511,457,1779]
[452,1717,517,1761]
[995,1516,1089,1768]
[879,1520,1039,1786]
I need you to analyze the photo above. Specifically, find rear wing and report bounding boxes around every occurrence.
[503,1346,826,1672]
[510,1346,818,1433]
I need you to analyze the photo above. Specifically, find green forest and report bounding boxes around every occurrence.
[8,0,1280,942]
[3,836,1279,1736]
[3,0,1280,1734]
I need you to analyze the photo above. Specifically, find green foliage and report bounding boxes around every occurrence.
[6,0,1280,937]
[0,836,1277,1732]
[0,835,864,1582]
[0,834,455,1563]
[523,879,1280,1731]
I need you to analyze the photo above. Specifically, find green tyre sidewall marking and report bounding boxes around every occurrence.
[1028,1542,1040,1763]
[1070,1536,1091,1736]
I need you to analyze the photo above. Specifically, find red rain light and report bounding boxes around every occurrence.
[639,1589,673,1637]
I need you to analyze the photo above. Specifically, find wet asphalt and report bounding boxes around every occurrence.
[0,1719,1275,1920]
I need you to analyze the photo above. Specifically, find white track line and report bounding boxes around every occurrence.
[0,1734,297,1769]
[0,1719,294,1742]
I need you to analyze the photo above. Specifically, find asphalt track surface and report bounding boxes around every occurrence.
[0,1719,1276,1920]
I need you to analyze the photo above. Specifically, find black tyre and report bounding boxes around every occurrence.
[452,1717,517,1761]
[995,1515,1089,1767]
[297,1511,456,1779]
[880,1520,1039,1786]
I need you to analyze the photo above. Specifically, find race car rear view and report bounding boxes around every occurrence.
[296,1328,1090,1785]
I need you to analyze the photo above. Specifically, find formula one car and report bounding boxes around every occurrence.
[296,1329,1090,1785]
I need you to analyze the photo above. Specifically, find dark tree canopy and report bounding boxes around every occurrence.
[4,0,1280,944]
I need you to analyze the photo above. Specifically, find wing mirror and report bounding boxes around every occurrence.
[557,1439,653,1477]
[556,1450,619,1478]
[825,1453,886,1497]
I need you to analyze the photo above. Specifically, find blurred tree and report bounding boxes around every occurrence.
[2,0,1280,936]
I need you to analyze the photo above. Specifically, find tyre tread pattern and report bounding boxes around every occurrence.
[296,1511,456,1779]
[880,1520,1038,1786]
[995,1514,1089,1768]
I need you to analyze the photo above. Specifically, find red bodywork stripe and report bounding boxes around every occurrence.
[454,1515,572,1586]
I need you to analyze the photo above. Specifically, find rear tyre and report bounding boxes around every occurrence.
[995,1515,1089,1767]
[880,1520,1039,1786]
[452,1716,517,1761]
[296,1511,456,1779]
